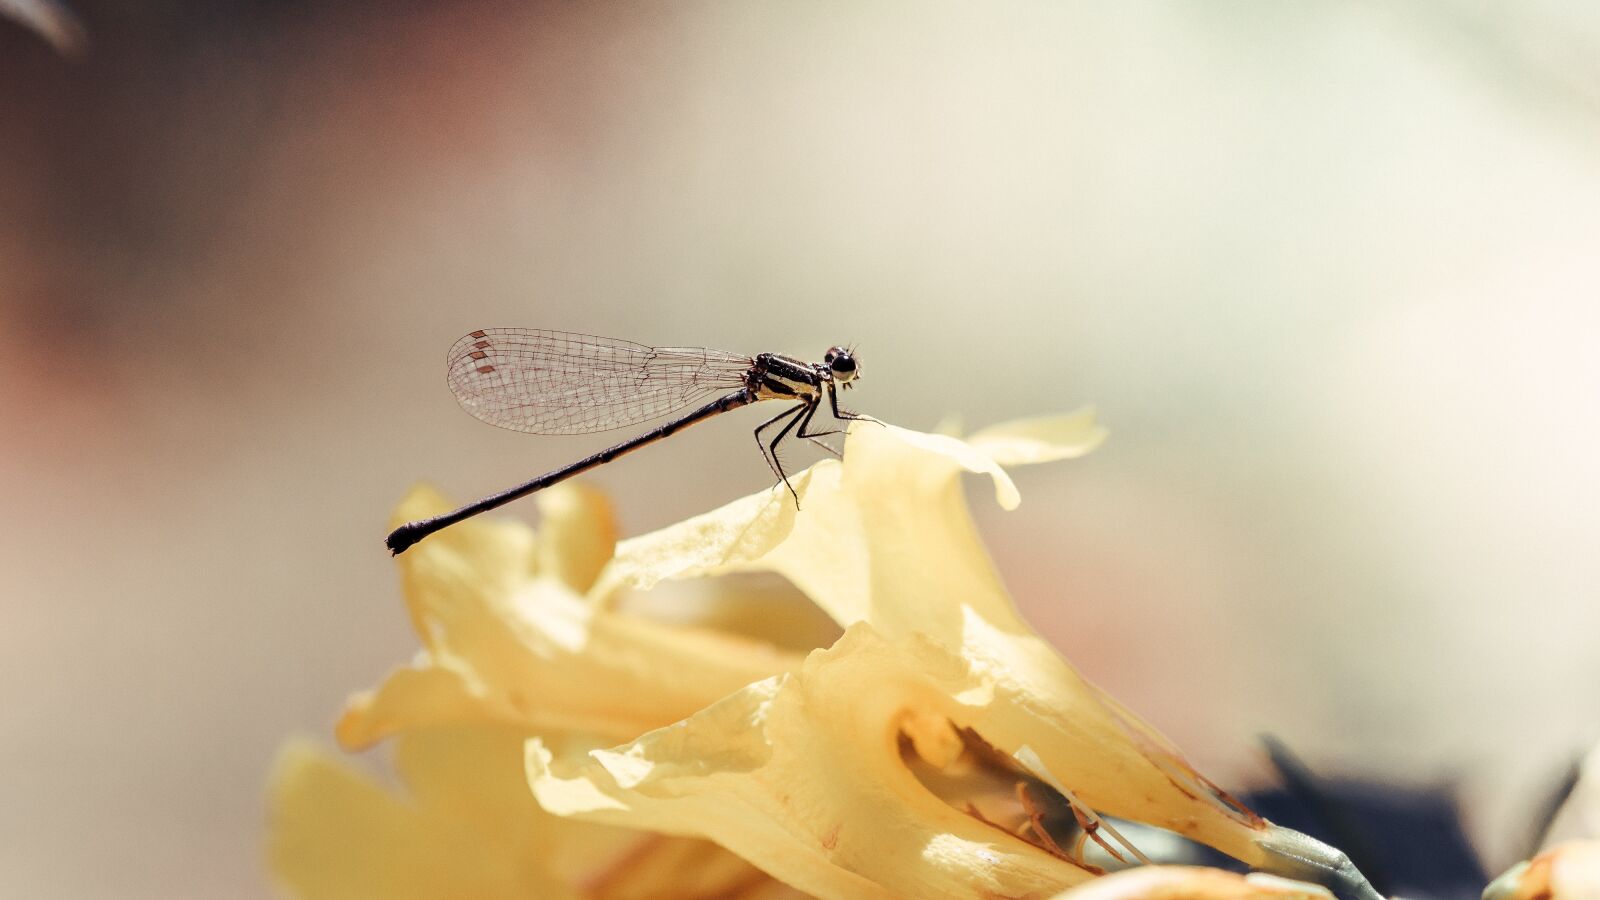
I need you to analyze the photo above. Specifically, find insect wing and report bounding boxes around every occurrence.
[446,329,753,435]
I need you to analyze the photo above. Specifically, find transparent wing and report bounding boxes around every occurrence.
[446,329,754,435]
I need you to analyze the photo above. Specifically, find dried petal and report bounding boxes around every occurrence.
[528,623,1098,899]
[596,416,1271,863]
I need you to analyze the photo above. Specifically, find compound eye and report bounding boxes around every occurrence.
[827,347,858,382]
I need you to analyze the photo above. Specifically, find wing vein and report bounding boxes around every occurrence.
[445,329,753,435]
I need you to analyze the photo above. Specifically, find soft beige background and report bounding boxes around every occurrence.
[3,2,1599,896]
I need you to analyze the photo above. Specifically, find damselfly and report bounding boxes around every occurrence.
[385,329,869,555]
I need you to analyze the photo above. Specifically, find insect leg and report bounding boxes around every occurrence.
[768,398,814,506]
[796,395,842,457]
[753,401,807,482]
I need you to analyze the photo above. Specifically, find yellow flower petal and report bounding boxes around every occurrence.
[591,414,1371,889]
[528,622,1097,899]
[270,727,781,900]
[599,420,1027,633]
[591,467,820,594]
[335,665,493,749]
[341,485,799,749]
[580,835,812,899]
[268,730,581,900]
[532,481,619,595]
[967,408,1109,467]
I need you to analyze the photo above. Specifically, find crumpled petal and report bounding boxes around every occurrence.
[337,484,799,749]
[592,413,1271,865]
[528,622,1097,899]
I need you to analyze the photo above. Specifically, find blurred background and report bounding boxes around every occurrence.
[3,1,1599,896]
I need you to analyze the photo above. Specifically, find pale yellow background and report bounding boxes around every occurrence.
[3,3,1598,896]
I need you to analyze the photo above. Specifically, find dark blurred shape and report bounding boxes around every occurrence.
[1261,734,1390,894]
[1,0,86,56]
[1253,736,1487,900]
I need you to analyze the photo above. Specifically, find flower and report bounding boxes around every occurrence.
[269,409,1373,898]
[270,481,802,898]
